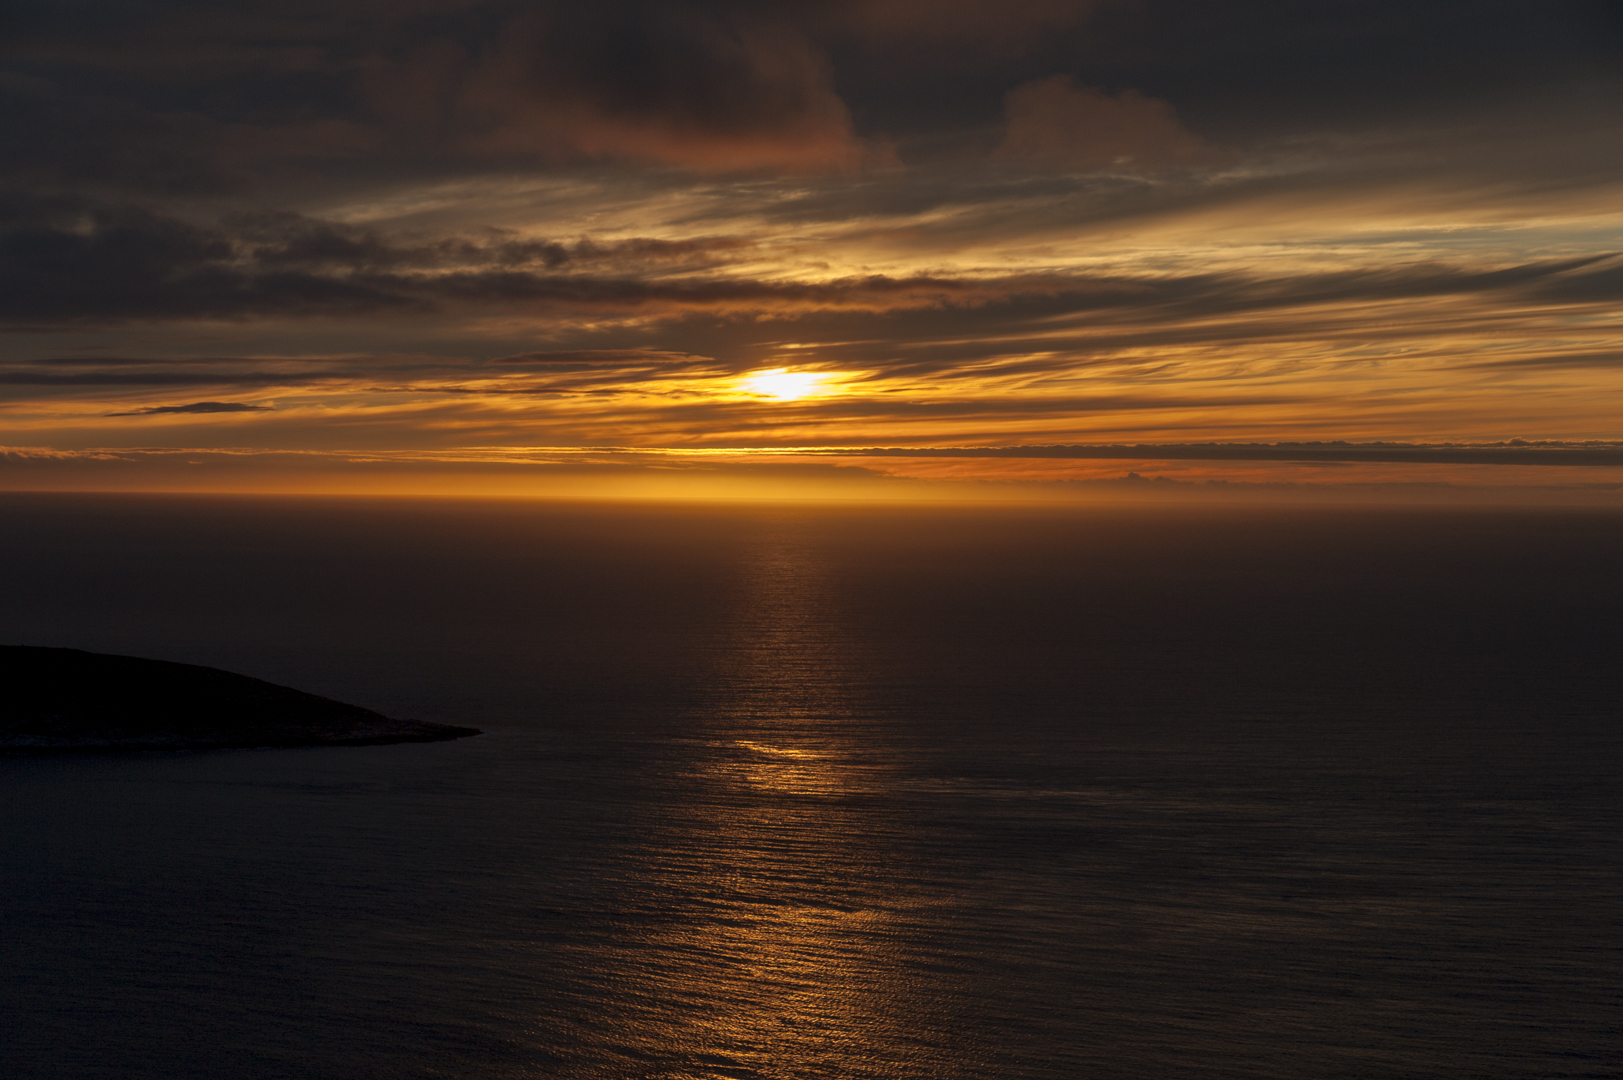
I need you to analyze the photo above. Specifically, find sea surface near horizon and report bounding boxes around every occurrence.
[1,493,1619,1079]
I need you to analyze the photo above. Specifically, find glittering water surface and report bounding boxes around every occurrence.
[1,495,1619,1079]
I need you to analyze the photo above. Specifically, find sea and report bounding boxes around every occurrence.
[1,492,1619,1079]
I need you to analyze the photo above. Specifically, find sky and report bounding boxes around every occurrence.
[2,0,1621,499]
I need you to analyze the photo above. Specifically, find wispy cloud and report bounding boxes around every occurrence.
[3,1,1621,494]
[105,401,272,417]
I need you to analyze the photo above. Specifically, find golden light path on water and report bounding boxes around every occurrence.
[534,516,977,1074]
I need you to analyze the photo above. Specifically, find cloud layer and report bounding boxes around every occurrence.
[2,1,1621,493]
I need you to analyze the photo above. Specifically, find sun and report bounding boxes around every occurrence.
[736,368,835,401]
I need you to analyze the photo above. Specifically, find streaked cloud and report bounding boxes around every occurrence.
[2,1,1620,496]
[106,401,272,417]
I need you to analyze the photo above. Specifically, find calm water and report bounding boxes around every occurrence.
[1,494,1619,1079]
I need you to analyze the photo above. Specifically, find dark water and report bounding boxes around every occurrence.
[1,494,1619,1079]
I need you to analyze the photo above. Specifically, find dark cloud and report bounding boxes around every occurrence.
[441,7,876,171]
[1524,257,1623,303]
[0,73,243,196]
[0,193,408,324]
[1,188,1615,325]
[0,372,317,386]
[19,355,320,367]
[3,0,1612,196]
[0,195,771,324]
[1454,350,1623,371]
[105,401,272,416]
[487,349,704,367]
[227,212,751,272]
[826,442,1623,467]
[1066,1,1621,134]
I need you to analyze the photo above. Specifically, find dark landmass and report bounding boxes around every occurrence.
[1,647,481,753]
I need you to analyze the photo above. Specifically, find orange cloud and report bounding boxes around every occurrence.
[996,76,1215,171]
[431,15,880,173]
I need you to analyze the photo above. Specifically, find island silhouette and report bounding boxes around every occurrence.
[1,646,481,752]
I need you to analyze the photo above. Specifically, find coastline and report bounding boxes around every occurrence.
[1,646,481,753]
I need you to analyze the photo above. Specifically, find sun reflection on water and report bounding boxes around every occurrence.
[581,514,980,1074]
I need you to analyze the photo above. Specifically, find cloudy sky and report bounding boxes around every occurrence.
[3,0,1621,496]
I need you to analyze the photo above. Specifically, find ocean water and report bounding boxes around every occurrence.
[1,493,1619,1079]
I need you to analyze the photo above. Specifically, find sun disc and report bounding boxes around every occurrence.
[737,368,831,401]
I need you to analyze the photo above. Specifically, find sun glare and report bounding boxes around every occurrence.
[737,368,835,401]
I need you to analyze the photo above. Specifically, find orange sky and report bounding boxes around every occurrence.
[3,1,1620,500]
